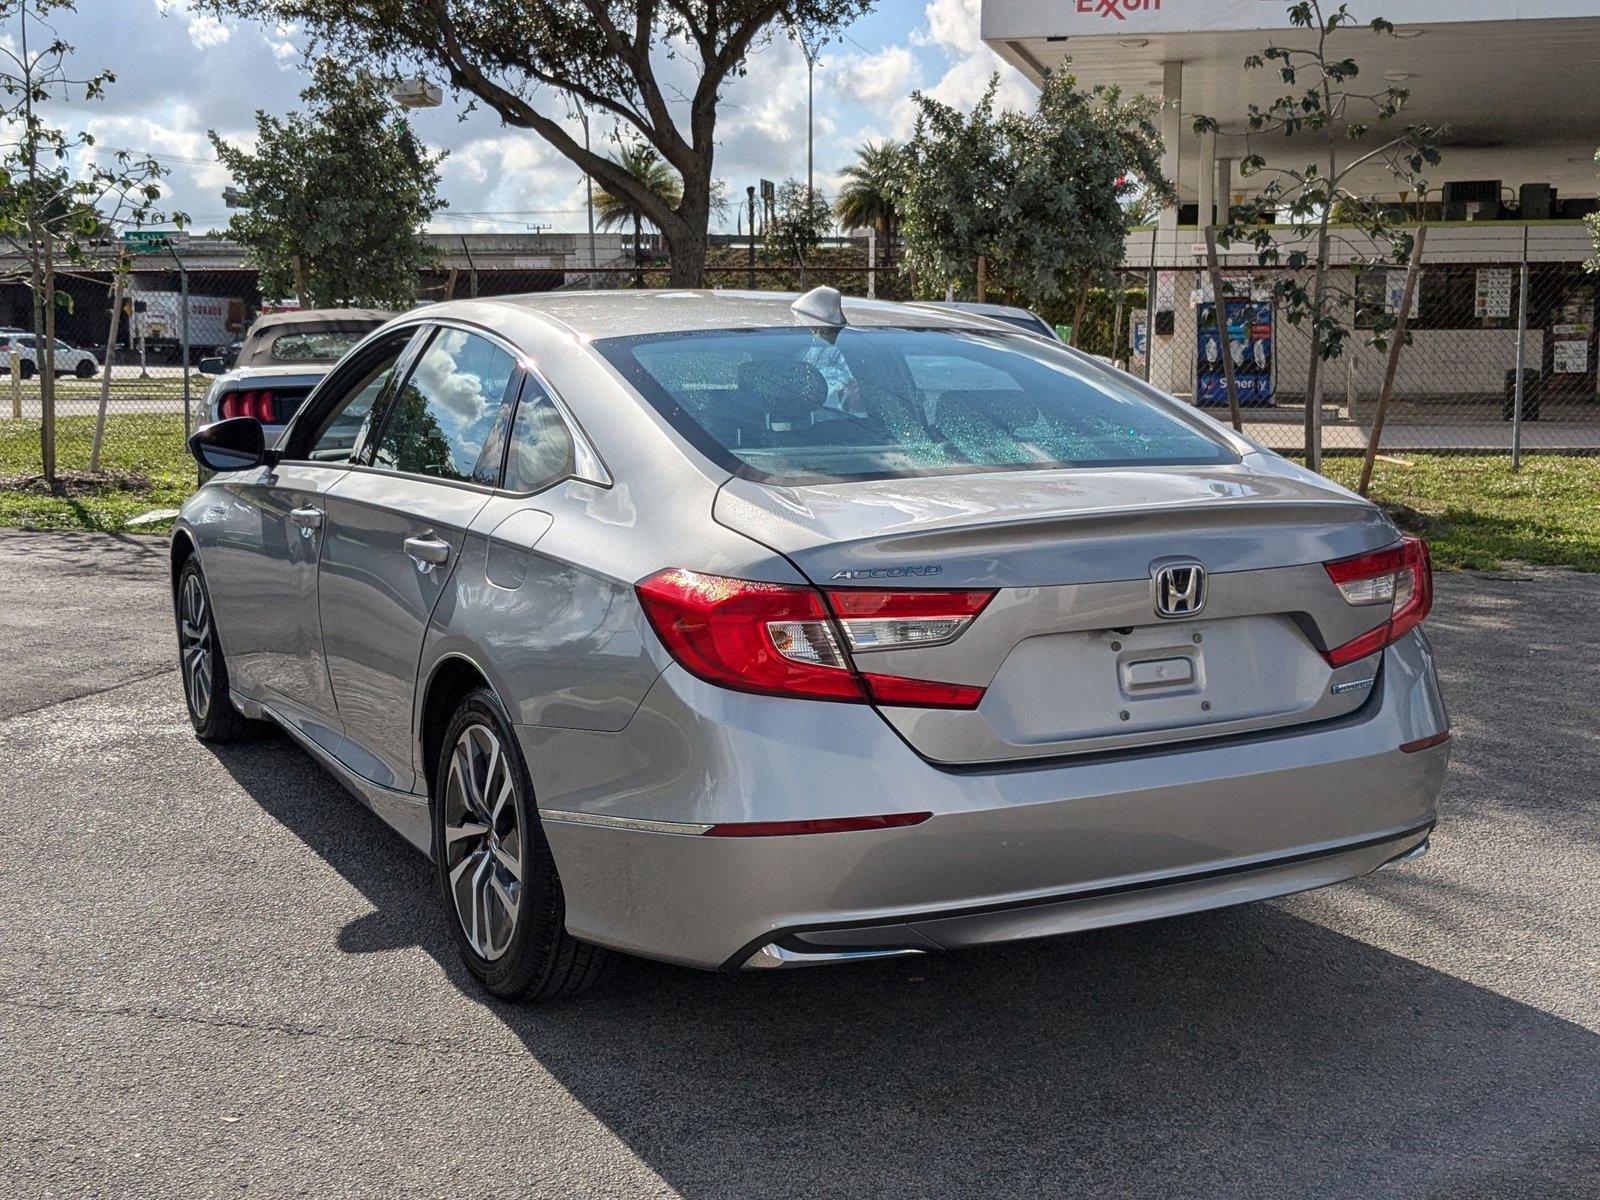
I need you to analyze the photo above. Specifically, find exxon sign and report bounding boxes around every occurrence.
[1075,0,1163,18]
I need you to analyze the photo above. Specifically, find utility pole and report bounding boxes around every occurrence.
[747,186,757,289]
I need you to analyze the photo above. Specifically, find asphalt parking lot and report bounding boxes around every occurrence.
[1,530,1596,1199]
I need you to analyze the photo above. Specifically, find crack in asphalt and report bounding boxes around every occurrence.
[0,666,176,723]
[1,993,524,1062]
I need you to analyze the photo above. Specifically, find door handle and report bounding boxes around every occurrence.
[289,507,323,538]
[403,534,451,575]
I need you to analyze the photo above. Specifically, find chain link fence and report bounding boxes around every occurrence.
[5,229,1594,519]
[1112,226,1600,461]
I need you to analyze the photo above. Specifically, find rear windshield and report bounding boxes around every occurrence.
[596,326,1235,484]
[264,329,371,363]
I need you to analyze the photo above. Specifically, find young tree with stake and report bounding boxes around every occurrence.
[0,0,175,482]
[1192,1,1439,469]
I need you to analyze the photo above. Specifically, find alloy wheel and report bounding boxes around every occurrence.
[179,572,213,721]
[442,723,524,961]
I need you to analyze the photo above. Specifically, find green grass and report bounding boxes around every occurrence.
[2,415,1597,570]
[0,412,194,534]
[1324,455,1600,572]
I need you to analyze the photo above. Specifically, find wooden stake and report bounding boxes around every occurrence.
[1358,226,1428,497]
[91,260,126,474]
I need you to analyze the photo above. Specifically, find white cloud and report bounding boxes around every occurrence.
[833,46,918,106]
[154,0,233,50]
[912,0,1035,118]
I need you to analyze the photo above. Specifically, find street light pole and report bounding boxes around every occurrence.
[788,22,827,211]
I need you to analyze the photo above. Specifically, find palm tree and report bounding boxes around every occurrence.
[593,143,683,282]
[834,140,903,274]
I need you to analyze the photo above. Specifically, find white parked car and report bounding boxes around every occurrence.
[0,331,101,378]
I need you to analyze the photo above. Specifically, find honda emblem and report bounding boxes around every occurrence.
[1154,564,1206,619]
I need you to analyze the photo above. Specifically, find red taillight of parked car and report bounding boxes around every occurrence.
[634,568,994,709]
[219,390,276,422]
[1321,536,1434,667]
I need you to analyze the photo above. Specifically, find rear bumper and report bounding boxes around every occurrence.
[524,630,1450,971]
[739,822,1432,970]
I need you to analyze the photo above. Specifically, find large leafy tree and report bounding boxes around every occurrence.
[210,61,446,309]
[834,139,902,273]
[197,0,874,286]
[899,72,1166,307]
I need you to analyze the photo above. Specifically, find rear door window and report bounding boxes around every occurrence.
[501,377,576,494]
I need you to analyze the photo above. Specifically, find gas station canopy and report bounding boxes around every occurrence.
[982,0,1600,201]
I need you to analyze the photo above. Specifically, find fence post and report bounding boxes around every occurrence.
[8,352,19,419]
[1143,227,1158,383]
[867,225,877,299]
[1112,274,1126,369]
[167,243,190,442]
[1203,226,1243,432]
[1358,226,1427,497]
[1512,226,1531,472]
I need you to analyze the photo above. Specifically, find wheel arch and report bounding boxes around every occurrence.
[169,528,199,595]
[417,653,507,801]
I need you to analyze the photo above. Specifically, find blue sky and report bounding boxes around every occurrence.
[51,0,1035,235]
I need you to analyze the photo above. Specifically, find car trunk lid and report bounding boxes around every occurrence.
[714,456,1401,764]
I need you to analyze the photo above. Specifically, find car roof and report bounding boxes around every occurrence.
[246,308,397,332]
[237,308,397,367]
[398,290,1015,343]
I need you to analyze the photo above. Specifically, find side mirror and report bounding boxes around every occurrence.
[198,356,226,376]
[189,417,268,473]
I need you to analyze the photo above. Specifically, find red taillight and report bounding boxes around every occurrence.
[222,390,277,422]
[1322,536,1433,667]
[704,812,933,838]
[246,390,276,422]
[635,569,992,709]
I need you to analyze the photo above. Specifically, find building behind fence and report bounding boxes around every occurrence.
[2,223,1596,489]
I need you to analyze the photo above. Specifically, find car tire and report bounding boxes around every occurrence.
[433,688,614,1002]
[18,360,34,380]
[174,557,252,743]
[74,359,95,378]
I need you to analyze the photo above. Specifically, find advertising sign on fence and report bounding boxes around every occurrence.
[1476,268,1514,320]
[1195,299,1276,407]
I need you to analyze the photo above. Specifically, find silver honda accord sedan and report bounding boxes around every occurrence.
[172,287,1450,1001]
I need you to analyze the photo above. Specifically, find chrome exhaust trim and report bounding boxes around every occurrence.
[1381,837,1430,869]
[744,943,928,970]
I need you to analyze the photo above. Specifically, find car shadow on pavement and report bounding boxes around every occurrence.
[207,734,1600,1200]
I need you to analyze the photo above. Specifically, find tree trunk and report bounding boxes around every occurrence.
[662,190,711,288]
[1303,225,1332,472]
[1069,277,1091,348]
